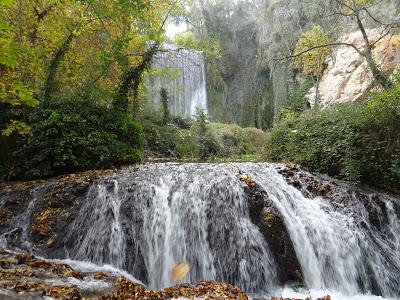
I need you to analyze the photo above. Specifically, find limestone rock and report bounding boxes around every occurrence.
[307,29,400,107]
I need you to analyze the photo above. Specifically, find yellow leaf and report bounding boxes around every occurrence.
[170,263,190,283]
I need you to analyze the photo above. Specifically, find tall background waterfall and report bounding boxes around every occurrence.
[147,45,208,118]
[1,163,400,299]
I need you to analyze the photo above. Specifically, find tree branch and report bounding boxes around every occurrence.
[276,42,364,62]
[370,26,395,47]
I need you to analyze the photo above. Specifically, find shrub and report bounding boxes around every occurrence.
[142,107,181,157]
[276,77,313,122]
[208,123,266,157]
[173,116,193,130]
[198,133,222,159]
[142,108,267,160]
[175,129,200,158]
[265,80,400,193]
[6,97,142,179]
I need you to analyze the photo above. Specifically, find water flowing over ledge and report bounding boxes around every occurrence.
[0,163,399,299]
[147,45,208,118]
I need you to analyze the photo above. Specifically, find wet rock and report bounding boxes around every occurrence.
[278,164,398,248]
[279,165,334,199]
[259,200,303,284]
[0,168,118,259]
[240,173,303,285]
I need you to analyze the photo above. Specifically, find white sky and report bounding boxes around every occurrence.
[166,22,187,38]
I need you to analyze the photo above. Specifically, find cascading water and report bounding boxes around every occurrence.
[147,45,208,118]
[0,185,44,251]
[1,163,400,299]
[244,164,400,298]
[64,164,276,295]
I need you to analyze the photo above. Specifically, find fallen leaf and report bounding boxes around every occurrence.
[171,263,191,283]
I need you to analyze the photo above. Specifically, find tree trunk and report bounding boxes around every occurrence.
[355,14,393,90]
[315,75,320,109]
[114,42,160,114]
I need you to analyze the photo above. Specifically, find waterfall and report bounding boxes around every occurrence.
[65,164,276,294]
[147,44,208,118]
[244,164,400,297]
[1,163,400,299]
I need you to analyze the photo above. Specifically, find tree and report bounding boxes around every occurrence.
[293,25,331,107]
[194,107,207,137]
[160,88,170,125]
[0,0,189,128]
[1,0,191,177]
[289,0,399,90]
[113,0,188,114]
[0,0,38,136]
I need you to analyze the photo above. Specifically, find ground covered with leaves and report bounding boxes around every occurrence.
[0,248,332,300]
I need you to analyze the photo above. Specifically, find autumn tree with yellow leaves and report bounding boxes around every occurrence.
[293,25,331,107]
[0,0,187,135]
[0,0,189,179]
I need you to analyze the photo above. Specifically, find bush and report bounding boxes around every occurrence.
[141,107,266,160]
[142,108,183,157]
[173,116,193,130]
[265,80,400,193]
[175,129,199,158]
[6,97,142,179]
[208,123,267,157]
[276,77,313,122]
[198,133,222,159]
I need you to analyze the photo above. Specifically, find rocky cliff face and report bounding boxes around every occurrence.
[307,29,400,107]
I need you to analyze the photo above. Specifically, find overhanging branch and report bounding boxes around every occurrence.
[276,42,364,62]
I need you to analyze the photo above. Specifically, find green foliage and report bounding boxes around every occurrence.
[198,134,221,159]
[1,0,188,135]
[141,107,266,160]
[174,129,199,158]
[6,98,142,179]
[194,107,208,136]
[0,0,39,136]
[293,25,331,77]
[0,0,17,68]
[160,88,170,125]
[1,120,31,136]
[185,0,274,127]
[208,123,266,157]
[191,108,221,158]
[266,80,400,192]
[173,31,222,59]
[289,78,314,112]
[276,77,313,121]
[142,108,183,157]
[0,0,191,179]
